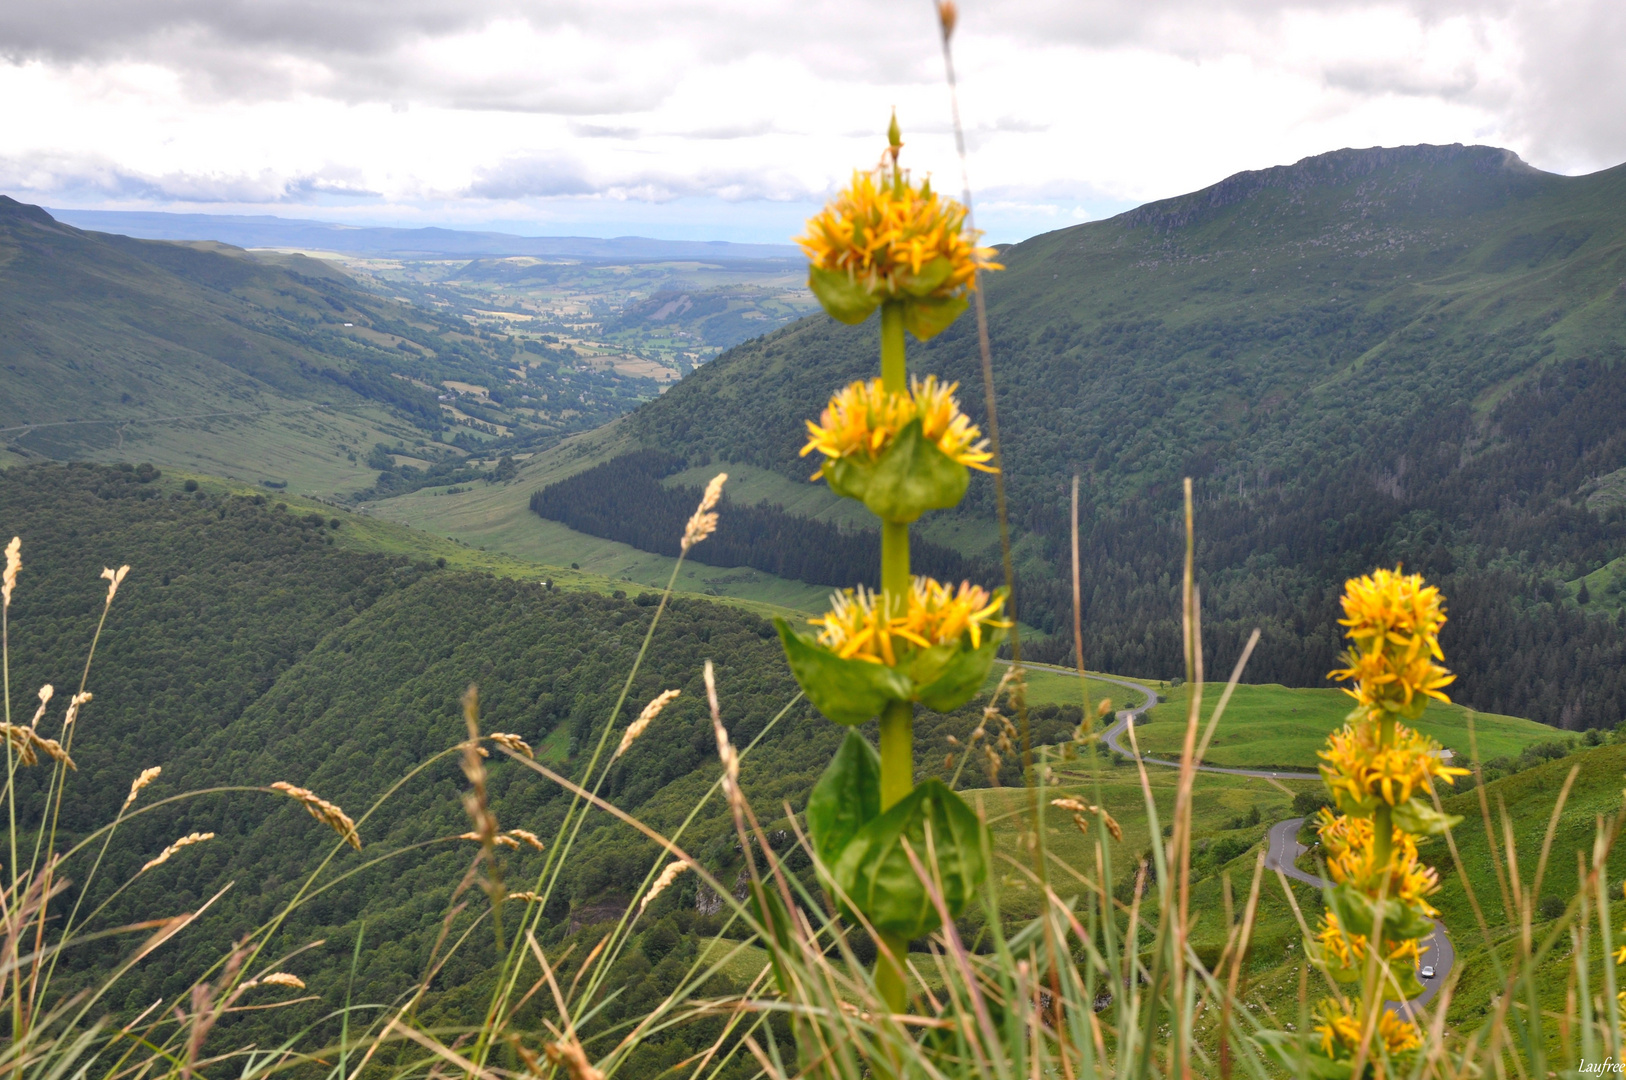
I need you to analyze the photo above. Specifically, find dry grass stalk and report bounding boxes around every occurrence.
[0,722,76,769]
[271,781,361,849]
[490,731,533,758]
[544,1035,604,1080]
[615,688,680,759]
[1051,797,1122,842]
[639,861,690,914]
[125,765,161,807]
[680,473,727,552]
[141,832,215,873]
[703,662,739,803]
[2,535,19,607]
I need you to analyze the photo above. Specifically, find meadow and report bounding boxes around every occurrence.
[1134,680,1559,769]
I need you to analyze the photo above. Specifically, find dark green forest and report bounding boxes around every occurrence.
[596,145,1626,729]
[528,450,1026,597]
[1,463,1079,1062]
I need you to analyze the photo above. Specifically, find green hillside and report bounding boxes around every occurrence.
[473,143,1626,732]
[0,198,657,495]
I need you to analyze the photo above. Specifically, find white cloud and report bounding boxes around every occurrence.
[1,0,1621,243]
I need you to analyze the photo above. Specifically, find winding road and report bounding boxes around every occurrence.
[1009,659,1454,1016]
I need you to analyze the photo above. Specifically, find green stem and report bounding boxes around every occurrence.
[876,299,912,1015]
[880,301,905,393]
[1372,712,1396,872]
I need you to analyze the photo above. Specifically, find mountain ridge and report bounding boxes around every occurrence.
[42,208,803,261]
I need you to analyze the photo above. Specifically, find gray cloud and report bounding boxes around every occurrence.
[466,154,813,203]
[0,152,380,203]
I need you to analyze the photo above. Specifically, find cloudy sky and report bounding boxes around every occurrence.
[2,0,1622,243]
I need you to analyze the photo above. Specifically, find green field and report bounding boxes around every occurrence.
[1135,681,1558,770]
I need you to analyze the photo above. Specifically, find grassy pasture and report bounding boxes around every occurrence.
[1134,682,1557,770]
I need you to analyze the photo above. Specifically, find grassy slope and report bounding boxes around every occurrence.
[162,466,815,624]
[1134,682,1556,769]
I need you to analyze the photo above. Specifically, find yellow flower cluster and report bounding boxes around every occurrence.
[812,577,1008,667]
[1328,567,1455,719]
[800,376,996,477]
[1313,999,1422,1067]
[796,167,1000,304]
[1319,720,1469,808]
[1317,910,1422,970]
[1317,809,1441,915]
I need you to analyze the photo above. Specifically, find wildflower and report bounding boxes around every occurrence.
[1316,910,1422,970]
[490,732,533,759]
[796,125,999,334]
[100,564,130,605]
[1313,999,1421,1066]
[2,536,18,608]
[639,860,690,913]
[125,766,162,807]
[811,577,1008,665]
[616,689,680,759]
[1318,720,1469,810]
[249,972,306,990]
[1317,809,1440,911]
[1329,567,1455,719]
[271,781,361,850]
[801,376,995,479]
[141,832,215,873]
[681,473,727,552]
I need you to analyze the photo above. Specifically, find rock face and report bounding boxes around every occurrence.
[1120,144,1547,233]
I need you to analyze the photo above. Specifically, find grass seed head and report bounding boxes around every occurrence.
[490,732,533,758]
[251,972,306,990]
[639,860,690,913]
[125,766,162,807]
[2,536,18,608]
[100,565,130,605]
[271,781,361,850]
[29,684,54,728]
[142,832,215,873]
[681,473,727,552]
[615,688,680,759]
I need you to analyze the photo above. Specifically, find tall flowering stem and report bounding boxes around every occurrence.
[782,117,1003,1016]
[1292,567,1469,1076]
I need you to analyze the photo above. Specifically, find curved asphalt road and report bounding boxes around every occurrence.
[1007,659,1454,1016]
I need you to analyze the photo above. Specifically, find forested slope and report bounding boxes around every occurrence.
[0,199,654,489]
[570,144,1626,728]
[2,462,1078,1053]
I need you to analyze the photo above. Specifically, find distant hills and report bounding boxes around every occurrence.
[529,143,1626,729]
[0,197,658,492]
[44,208,803,262]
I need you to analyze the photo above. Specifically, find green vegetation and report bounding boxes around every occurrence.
[557,145,1626,731]
[1134,681,1557,770]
